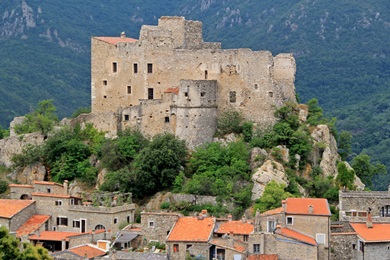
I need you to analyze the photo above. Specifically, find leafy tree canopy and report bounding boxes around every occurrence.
[352,154,387,188]
[254,180,293,213]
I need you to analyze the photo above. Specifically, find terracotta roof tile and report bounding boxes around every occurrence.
[215,220,254,235]
[351,223,390,242]
[167,216,215,242]
[0,199,35,218]
[285,198,331,216]
[16,215,50,237]
[261,207,284,216]
[69,244,107,258]
[277,227,317,246]
[33,181,63,187]
[209,238,247,253]
[247,255,278,260]
[8,184,34,188]
[164,87,179,95]
[29,231,81,241]
[93,37,138,45]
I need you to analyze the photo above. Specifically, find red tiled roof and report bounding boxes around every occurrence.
[69,244,106,258]
[248,255,278,260]
[31,192,80,199]
[0,199,35,218]
[9,184,34,188]
[16,215,50,237]
[261,207,284,216]
[215,220,254,235]
[351,223,390,242]
[277,227,317,246]
[29,231,81,241]
[93,37,138,45]
[164,87,179,95]
[209,238,247,253]
[285,198,331,216]
[167,216,215,242]
[33,181,63,187]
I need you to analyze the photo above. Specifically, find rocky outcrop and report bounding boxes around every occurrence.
[7,163,46,184]
[334,162,365,191]
[310,124,339,177]
[250,147,268,170]
[0,132,45,168]
[251,160,289,200]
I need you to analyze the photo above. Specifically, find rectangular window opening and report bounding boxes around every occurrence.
[147,63,153,73]
[55,200,62,206]
[173,244,179,253]
[127,86,132,94]
[124,115,129,121]
[113,62,117,73]
[286,217,293,225]
[57,217,68,226]
[133,63,138,74]
[316,233,326,245]
[229,91,236,103]
[205,70,208,80]
[103,80,107,86]
[200,92,206,97]
[253,244,260,254]
[148,88,154,99]
[114,218,118,224]
[73,220,80,228]
[165,116,170,123]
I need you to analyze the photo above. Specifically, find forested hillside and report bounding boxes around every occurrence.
[1,0,389,184]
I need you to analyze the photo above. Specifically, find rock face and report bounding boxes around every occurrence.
[250,147,268,170]
[251,160,289,200]
[0,133,45,168]
[334,162,365,191]
[7,163,46,184]
[310,124,339,177]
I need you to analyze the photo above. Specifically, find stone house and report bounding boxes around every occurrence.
[166,214,215,260]
[0,199,36,231]
[87,16,296,148]
[140,211,181,244]
[51,243,107,259]
[248,198,331,260]
[214,216,254,243]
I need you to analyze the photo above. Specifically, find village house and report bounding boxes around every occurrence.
[79,16,296,148]
[51,242,108,259]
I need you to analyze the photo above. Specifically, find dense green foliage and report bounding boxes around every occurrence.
[0,179,8,194]
[336,162,355,190]
[351,154,387,189]
[14,100,58,137]
[254,180,293,212]
[0,226,52,260]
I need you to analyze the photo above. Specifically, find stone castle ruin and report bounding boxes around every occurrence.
[87,16,296,148]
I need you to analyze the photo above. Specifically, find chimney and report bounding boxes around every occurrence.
[61,238,66,251]
[121,31,126,38]
[227,214,232,221]
[308,205,314,214]
[201,209,208,217]
[241,214,247,223]
[366,209,373,229]
[63,180,68,195]
[228,231,234,247]
[282,200,287,211]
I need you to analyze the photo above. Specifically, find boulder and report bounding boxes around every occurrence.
[8,163,46,184]
[250,147,268,170]
[251,160,289,200]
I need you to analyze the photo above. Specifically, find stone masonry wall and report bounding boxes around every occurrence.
[140,212,180,243]
[331,233,357,260]
[10,202,36,231]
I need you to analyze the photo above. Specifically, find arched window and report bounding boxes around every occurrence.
[20,194,31,200]
[95,224,106,231]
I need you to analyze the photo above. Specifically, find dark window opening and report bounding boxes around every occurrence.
[147,63,153,73]
[124,115,129,121]
[200,92,206,97]
[103,80,107,86]
[173,244,179,253]
[148,88,154,99]
[229,91,236,103]
[114,218,118,224]
[127,216,131,223]
[286,217,293,225]
[269,91,273,97]
[205,70,208,80]
[254,83,258,89]
[133,63,138,74]
[57,217,68,226]
[165,116,170,123]
[104,95,107,99]
[184,92,188,97]
[244,235,248,242]
[47,188,51,193]
[253,244,260,254]
[73,220,80,228]
[113,62,117,73]
[127,86,132,94]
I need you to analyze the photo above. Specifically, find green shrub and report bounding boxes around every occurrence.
[0,180,8,194]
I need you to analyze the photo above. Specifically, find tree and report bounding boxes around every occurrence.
[0,180,8,194]
[338,131,352,161]
[307,98,324,125]
[14,99,58,137]
[0,226,51,260]
[217,110,243,135]
[352,154,387,188]
[254,180,293,212]
[336,162,355,190]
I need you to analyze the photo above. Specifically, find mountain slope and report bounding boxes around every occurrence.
[1,0,390,182]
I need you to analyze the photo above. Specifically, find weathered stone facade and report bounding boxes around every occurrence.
[89,16,296,148]
[140,212,181,244]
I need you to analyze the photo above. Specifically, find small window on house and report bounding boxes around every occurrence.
[53,226,57,231]
[165,116,170,123]
[243,235,248,242]
[114,218,118,224]
[184,92,188,97]
[148,88,154,99]
[70,199,74,205]
[133,63,138,74]
[186,244,192,250]
[200,92,206,97]
[47,188,51,193]
[103,80,107,86]
[316,234,326,245]
[124,115,129,121]
[267,220,276,233]
[104,95,107,99]
[254,84,258,90]
[55,200,62,206]
[268,91,273,97]
[286,216,293,225]
[57,217,68,226]
[173,244,179,253]
[167,230,170,235]
[113,62,118,73]
[229,91,236,103]
[127,86,132,94]
[358,240,364,252]
[149,221,154,228]
[147,63,153,73]
[205,70,208,80]
[352,244,356,250]
[127,216,131,223]
[253,244,260,254]
[73,220,80,228]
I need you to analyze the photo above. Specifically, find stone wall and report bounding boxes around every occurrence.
[331,233,357,260]
[167,241,209,260]
[140,212,181,243]
[10,202,36,231]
